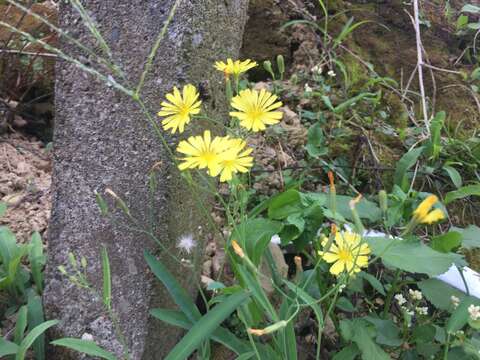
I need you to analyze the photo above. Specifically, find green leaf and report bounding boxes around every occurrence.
[232,218,283,265]
[426,111,445,160]
[447,298,478,333]
[332,344,360,360]
[0,338,19,357]
[394,147,424,192]
[165,291,249,360]
[0,202,6,217]
[367,237,464,276]
[306,122,327,158]
[452,225,480,249]
[95,191,109,216]
[418,279,480,312]
[0,226,18,266]
[359,272,385,296]
[336,297,356,312]
[268,189,303,220]
[431,231,462,253]
[101,246,111,310]
[457,14,469,28]
[445,184,480,204]
[364,317,402,347]
[283,214,305,242]
[443,165,463,189]
[14,306,28,345]
[51,339,117,360]
[16,320,58,360]
[308,193,381,222]
[28,232,45,293]
[412,324,436,344]
[283,280,324,330]
[7,245,28,289]
[27,292,46,360]
[350,320,391,360]
[144,251,201,323]
[150,309,251,355]
[237,265,276,318]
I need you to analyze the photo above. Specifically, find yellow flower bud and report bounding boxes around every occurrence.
[231,240,244,258]
[248,320,288,336]
[413,195,438,220]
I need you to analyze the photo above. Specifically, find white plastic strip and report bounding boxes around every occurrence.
[436,264,480,299]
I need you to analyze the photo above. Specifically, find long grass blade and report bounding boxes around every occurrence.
[165,291,249,360]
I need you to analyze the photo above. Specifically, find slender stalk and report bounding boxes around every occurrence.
[135,0,182,96]
[6,0,125,79]
[317,287,340,353]
[443,333,451,360]
[412,0,430,134]
[383,269,401,318]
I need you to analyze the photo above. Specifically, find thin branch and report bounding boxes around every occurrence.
[410,2,430,133]
[135,0,182,97]
[0,48,57,58]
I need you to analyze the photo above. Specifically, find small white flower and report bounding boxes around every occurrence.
[327,70,336,77]
[406,309,414,316]
[311,64,323,75]
[177,234,196,254]
[468,304,480,321]
[416,306,428,315]
[451,295,460,309]
[338,284,346,293]
[409,289,423,301]
[270,234,281,245]
[81,333,94,341]
[304,83,313,93]
[395,294,406,306]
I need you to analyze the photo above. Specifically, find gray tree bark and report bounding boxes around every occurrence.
[43,1,249,359]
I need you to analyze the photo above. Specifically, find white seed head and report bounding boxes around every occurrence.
[270,234,281,245]
[177,234,197,254]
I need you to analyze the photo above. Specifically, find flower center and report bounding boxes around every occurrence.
[247,108,264,122]
[178,104,191,118]
[201,151,217,164]
[337,248,353,262]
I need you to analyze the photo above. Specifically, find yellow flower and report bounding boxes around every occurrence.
[157,84,201,133]
[230,89,283,132]
[413,195,445,224]
[176,130,228,175]
[217,139,253,182]
[214,59,257,78]
[319,231,370,276]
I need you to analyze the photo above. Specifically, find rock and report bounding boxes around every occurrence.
[43,1,249,359]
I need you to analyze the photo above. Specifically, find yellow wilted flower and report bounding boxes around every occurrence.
[217,139,253,182]
[231,240,245,258]
[176,130,228,175]
[248,320,287,336]
[319,231,370,276]
[214,58,257,78]
[230,89,283,132]
[157,84,201,133]
[413,195,445,224]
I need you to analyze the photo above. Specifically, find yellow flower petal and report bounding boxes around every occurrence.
[421,208,445,224]
[157,84,202,134]
[413,195,438,220]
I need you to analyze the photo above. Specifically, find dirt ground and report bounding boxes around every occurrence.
[0,131,51,242]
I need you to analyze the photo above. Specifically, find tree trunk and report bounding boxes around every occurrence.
[43,1,249,359]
